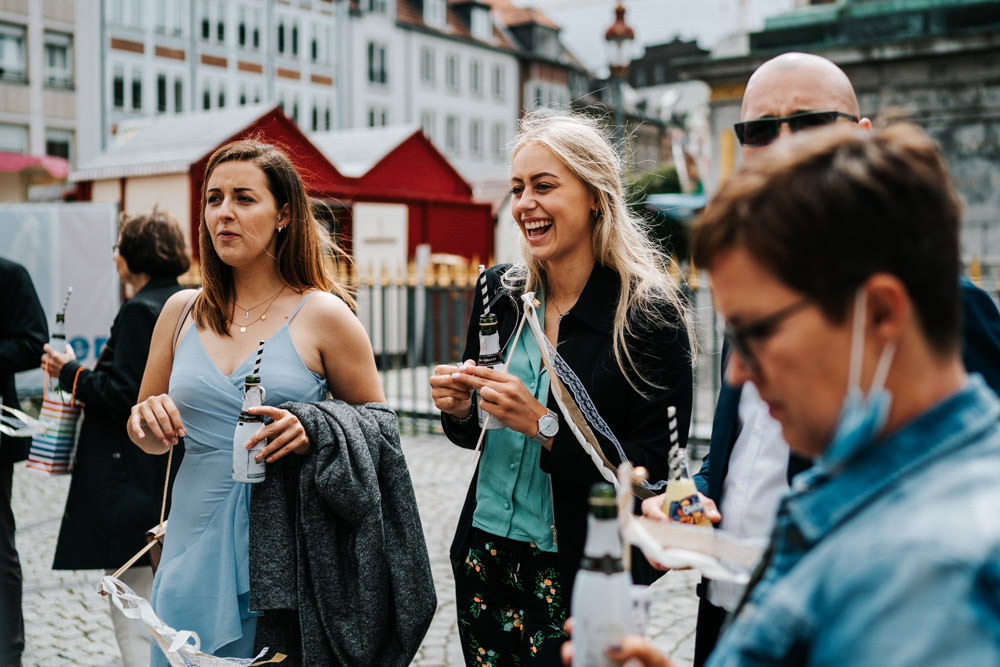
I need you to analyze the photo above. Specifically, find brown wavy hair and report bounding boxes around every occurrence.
[194,139,354,335]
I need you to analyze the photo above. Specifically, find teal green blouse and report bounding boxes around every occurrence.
[471,298,556,552]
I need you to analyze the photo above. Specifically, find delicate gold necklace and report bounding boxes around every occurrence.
[233,286,284,333]
[235,285,286,320]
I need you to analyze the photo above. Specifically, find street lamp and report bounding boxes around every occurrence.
[604,2,635,157]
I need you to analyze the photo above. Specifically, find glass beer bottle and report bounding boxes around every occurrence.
[571,482,632,667]
[232,374,267,483]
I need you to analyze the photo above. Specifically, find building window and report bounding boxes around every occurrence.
[324,105,331,130]
[157,74,167,112]
[0,24,26,82]
[367,0,386,13]
[445,55,459,91]
[218,86,225,108]
[0,123,27,153]
[367,42,386,85]
[425,0,446,28]
[240,86,247,106]
[174,78,183,112]
[277,22,285,54]
[421,111,435,141]
[112,69,125,109]
[420,47,435,84]
[45,128,72,160]
[471,7,491,41]
[492,65,504,99]
[492,122,505,160]
[201,16,210,40]
[445,115,459,152]
[469,119,482,156]
[131,71,142,110]
[238,7,247,46]
[470,60,482,96]
[311,30,318,61]
[44,32,72,89]
[202,85,211,110]
[291,24,298,56]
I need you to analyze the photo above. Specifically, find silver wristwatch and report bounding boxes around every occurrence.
[531,409,559,444]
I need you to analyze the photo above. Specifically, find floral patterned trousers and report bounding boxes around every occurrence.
[455,528,567,666]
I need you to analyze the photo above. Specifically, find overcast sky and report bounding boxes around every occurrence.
[525,0,798,72]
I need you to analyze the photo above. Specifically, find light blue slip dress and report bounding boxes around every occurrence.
[149,294,327,665]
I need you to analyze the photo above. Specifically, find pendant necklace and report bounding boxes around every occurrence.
[235,285,285,320]
[235,286,285,333]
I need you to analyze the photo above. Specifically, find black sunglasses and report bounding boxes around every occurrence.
[724,297,812,372]
[733,110,859,147]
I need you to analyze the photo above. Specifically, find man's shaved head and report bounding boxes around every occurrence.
[739,52,868,159]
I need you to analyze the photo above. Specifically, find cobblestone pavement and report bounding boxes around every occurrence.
[13,430,696,666]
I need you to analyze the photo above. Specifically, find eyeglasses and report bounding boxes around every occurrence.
[112,243,119,255]
[724,297,812,372]
[733,110,859,147]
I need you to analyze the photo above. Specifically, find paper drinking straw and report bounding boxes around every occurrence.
[666,405,681,478]
[667,405,679,447]
[478,264,489,316]
[59,286,73,317]
[252,340,265,377]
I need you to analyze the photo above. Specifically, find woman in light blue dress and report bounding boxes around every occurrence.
[127,141,385,664]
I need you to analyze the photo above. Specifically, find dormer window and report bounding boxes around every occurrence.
[425,0,446,28]
[471,6,491,41]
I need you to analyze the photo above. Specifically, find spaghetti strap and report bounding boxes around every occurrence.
[288,291,317,324]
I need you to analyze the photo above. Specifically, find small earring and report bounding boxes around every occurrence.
[277,225,286,232]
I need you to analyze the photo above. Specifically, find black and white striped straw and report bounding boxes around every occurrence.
[252,340,265,377]
[478,264,489,316]
[667,405,680,447]
[59,286,73,317]
[667,405,681,478]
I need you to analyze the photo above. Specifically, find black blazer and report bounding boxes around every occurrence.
[52,277,184,569]
[960,277,1000,395]
[0,259,47,463]
[444,264,694,596]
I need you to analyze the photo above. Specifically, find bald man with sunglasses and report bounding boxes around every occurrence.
[646,52,1000,667]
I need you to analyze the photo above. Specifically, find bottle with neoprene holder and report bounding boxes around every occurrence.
[476,313,506,429]
[232,374,267,483]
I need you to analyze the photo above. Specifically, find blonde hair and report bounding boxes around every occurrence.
[503,110,695,391]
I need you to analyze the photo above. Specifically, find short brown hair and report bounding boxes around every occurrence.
[118,208,191,278]
[693,123,962,353]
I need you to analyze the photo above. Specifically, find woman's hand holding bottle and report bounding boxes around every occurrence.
[446,363,548,442]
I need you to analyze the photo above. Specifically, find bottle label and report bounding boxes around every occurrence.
[232,419,266,483]
[668,492,709,526]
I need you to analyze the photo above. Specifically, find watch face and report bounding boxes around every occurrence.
[539,412,559,437]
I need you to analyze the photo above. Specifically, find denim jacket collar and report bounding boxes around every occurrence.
[784,375,999,547]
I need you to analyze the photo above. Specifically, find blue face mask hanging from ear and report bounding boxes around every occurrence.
[820,288,897,473]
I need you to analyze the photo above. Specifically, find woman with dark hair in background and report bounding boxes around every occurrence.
[42,209,190,666]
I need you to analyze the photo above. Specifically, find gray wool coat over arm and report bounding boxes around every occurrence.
[249,400,436,667]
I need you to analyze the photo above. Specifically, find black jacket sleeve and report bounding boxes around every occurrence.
[60,297,158,422]
[542,303,693,490]
[0,261,48,377]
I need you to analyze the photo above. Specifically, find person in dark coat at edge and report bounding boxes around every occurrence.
[42,210,189,666]
[640,52,1000,667]
[0,258,47,667]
